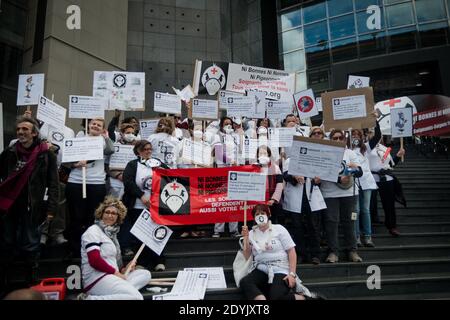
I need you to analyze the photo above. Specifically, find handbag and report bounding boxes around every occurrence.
[232,238,253,287]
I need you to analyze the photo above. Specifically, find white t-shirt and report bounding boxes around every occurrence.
[353,145,378,190]
[249,224,296,275]
[39,124,75,166]
[320,148,361,198]
[147,132,180,168]
[368,144,395,182]
[134,161,153,209]
[81,225,119,289]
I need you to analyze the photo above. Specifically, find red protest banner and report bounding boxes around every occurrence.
[150,165,264,226]
[413,106,450,137]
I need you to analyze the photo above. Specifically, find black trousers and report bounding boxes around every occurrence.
[240,269,295,300]
[376,180,397,229]
[65,183,106,256]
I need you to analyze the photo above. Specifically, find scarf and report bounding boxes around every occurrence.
[0,141,48,213]
[95,220,123,269]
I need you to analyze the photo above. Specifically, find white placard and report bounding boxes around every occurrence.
[294,89,319,120]
[61,136,104,163]
[226,96,255,118]
[181,139,212,166]
[268,127,296,147]
[109,144,137,170]
[184,267,227,289]
[247,91,267,119]
[171,271,209,300]
[391,107,413,138]
[173,85,195,102]
[243,138,258,160]
[227,171,267,201]
[192,99,219,120]
[17,74,45,106]
[140,119,159,140]
[130,209,173,256]
[332,95,367,121]
[266,100,293,120]
[348,75,370,89]
[374,97,418,136]
[154,92,181,115]
[316,97,323,112]
[37,96,66,130]
[69,96,106,119]
[218,90,244,110]
[288,138,345,182]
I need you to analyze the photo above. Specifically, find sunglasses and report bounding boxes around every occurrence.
[332,136,345,141]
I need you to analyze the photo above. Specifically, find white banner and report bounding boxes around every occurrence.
[109,144,137,170]
[69,96,106,119]
[183,267,227,289]
[266,100,293,119]
[192,99,219,120]
[171,271,209,300]
[226,96,255,118]
[391,107,413,138]
[130,209,173,256]
[218,90,244,110]
[332,95,367,121]
[294,89,319,120]
[227,171,267,201]
[61,136,104,163]
[154,92,181,115]
[17,74,45,106]
[37,96,66,130]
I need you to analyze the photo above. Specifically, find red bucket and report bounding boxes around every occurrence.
[31,278,66,300]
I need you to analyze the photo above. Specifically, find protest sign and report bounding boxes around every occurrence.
[288,136,346,182]
[190,99,219,120]
[140,119,159,140]
[181,139,212,167]
[268,127,296,147]
[227,171,267,202]
[246,91,267,119]
[150,166,263,226]
[294,89,319,120]
[193,60,230,96]
[218,90,244,110]
[171,271,209,300]
[347,75,370,89]
[243,138,258,160]
[130,209,173,256]
[374,97,418,135]
[37,96,66,130]
[316,97,323,112]
[173,85,195,102]
[17,74,45,106]
[266,100,293,119]
[69,96,106,119]
[391,107,413,138]
[184,267,227,290]
[226,96,255,118]
[154,92,181,115]
[322,87,375,130]
[413,106,450,137]
[61,136,104,163]
[109,144,137,170]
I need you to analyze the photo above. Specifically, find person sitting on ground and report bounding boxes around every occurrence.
[79,196,151,300]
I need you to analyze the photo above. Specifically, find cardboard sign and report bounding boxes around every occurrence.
[69,96,106,119]
[17,74,45,106]
[130,209,173,256]
[37,96,66,130]
[347,75,370,89]
[154,92,181,115]
[140,119,159,140]
[294,89,319,120]
[109,144,137,170]
[218,90,244,110]
[322,87,375,131]
[226,96,255,118]
[266,100,293,120]
[288,136,346,182]
[228,171,267,202]
[190,99,219,120]
[61,136,104,163]
[391,107,413,138]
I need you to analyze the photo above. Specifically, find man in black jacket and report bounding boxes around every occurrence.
[0,116,59,290]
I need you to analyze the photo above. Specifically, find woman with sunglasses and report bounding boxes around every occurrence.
[320,130,364,263]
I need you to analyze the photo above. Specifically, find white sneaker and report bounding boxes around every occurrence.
[212,232,221,238]
[53,234,68,245]
[154,264,166,272]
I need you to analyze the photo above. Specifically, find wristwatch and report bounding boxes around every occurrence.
[289,272,297,279]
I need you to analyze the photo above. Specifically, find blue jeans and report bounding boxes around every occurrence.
[356,190,373,237]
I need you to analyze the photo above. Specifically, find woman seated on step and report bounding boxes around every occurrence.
[239,204,322,300]
[78,196,151,300]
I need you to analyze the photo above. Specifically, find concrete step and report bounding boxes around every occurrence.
[373,223,450,234]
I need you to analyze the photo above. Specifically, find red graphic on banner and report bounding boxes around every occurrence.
[297,96,314,113]
[413,106,450,137]
[150,165,264,226]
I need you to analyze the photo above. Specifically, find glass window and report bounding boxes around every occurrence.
[386,3,414,28]
[281,10,302,30]
[355,0,382,11]
[331,37,357,62]
[296,72,308,92]
[306,44,330,68]
[415,0,446,23]
[279,0,300,10]
[303,1,326,24]
[304,21,328,46]
[383,0,406,4]
[357,9,384,34]
[329,14,356,39]
[283,49,306,72]
[448,0,450,15]
[282,28,304,52]
[327,0,353,17]
[358,32,387,57]
[389,26,417,52]
[308,69,330,92]
[419,22,448,47]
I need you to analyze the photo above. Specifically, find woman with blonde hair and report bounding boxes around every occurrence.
[78,196,151,300]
